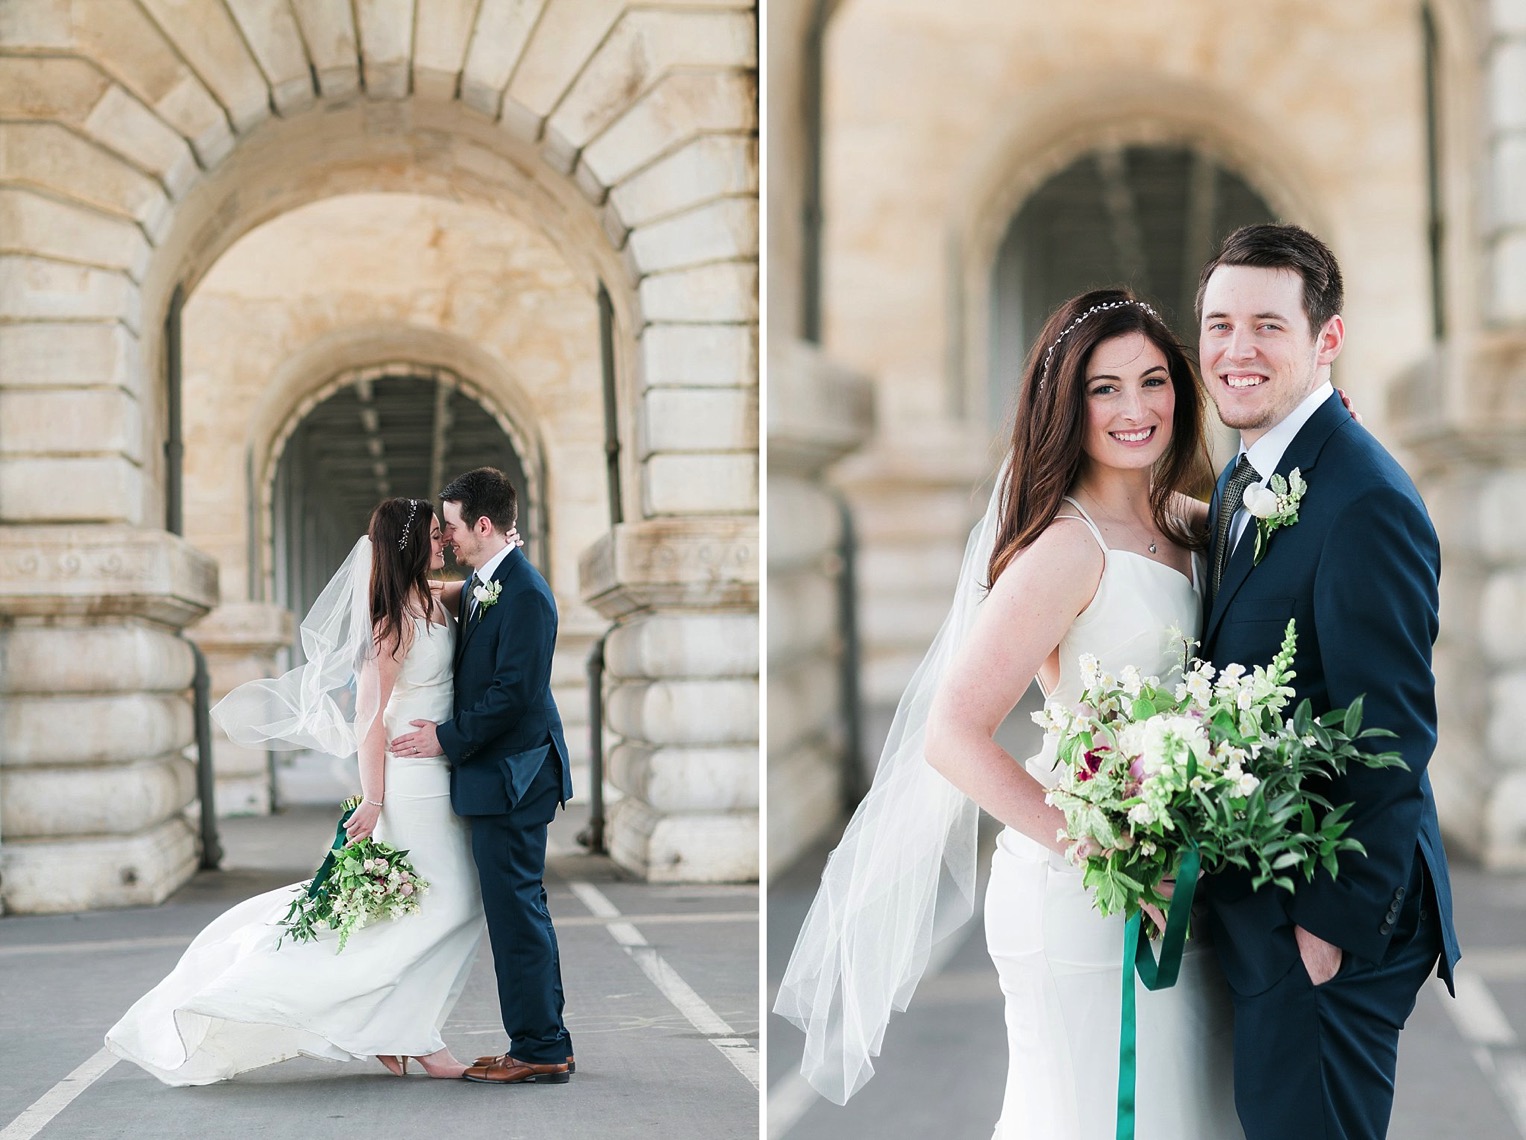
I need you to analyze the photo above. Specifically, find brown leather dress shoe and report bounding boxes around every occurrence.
[474,1052,575,1074]
[463,1056,571,1085]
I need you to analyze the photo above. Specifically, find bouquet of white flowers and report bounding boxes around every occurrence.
[278,797,429,952]
[1039,620,1405,1140]
[1038,619,1404,935]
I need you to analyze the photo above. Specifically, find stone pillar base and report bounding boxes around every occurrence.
[0,526,218,914]
[580,518,758,883]
[606,797,758,882]
[187,601,295,817]
[2,817,200,914]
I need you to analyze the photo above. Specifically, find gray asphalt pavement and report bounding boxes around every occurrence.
[0,803,759,1140]
[768,821,1526,1140]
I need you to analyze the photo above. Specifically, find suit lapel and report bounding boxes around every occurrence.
[454,546,520,666]
[1204,392,1347,642]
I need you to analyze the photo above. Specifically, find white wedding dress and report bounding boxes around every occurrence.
[106,615,485,1085]
[984,501,1243,1139]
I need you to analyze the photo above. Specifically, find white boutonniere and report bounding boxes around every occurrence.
[471,578,502,615]
[1242,468,1307,566]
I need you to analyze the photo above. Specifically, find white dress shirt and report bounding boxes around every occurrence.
[1227,381,1334,551]
[466,540,513,618]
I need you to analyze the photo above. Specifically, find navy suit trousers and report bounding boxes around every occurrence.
[468,748,572,1065]
[1229,855,1441,1140]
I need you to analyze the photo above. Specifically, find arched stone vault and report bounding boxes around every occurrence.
[251,331,550,555]
[946,76,1329,424]
[257,358,547,581]
[0,0,759,911]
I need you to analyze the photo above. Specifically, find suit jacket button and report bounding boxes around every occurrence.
[1379,922,1393,935]
[1395,887,1406,900]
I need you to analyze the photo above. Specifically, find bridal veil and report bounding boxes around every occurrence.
[774,473,1004,1104]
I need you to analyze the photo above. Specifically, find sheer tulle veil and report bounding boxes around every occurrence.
[773,470,1005,1104]
[210,536,382,756]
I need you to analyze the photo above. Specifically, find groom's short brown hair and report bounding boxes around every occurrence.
[1196,223,1344,332]
[440,467,517,530]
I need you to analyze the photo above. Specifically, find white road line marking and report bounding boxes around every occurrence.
[569,880,620,919]
[0,936,192,958]
[765,915,977,1138]
[0,1048,118,1140]
[0,911,758,959]
[1449,947,1526,981]
[1437,972,1526,1139]
[766,1068,823,1140]
[1450,968,1519,1047]
[1489,1050,1526,1138]
[569,880,759,1089]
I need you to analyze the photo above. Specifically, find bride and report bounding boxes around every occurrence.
[106,497,495,1084]
[775,290,1243,1138]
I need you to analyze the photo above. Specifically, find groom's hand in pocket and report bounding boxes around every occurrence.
[391,720,444,758]
[1294,923,1343,985]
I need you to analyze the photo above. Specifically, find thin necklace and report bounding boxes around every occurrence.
[1078,492,1159,554]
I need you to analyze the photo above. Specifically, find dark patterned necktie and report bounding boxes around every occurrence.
[465,572,478,622]
[1210,456,1261,600]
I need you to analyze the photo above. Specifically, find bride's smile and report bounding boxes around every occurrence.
[1082,331,1176,472]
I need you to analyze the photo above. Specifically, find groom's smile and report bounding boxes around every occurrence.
[1199,264,1344,446]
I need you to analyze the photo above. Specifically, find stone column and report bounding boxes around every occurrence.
[1392,390,1526,869]
[0,529,217,913]
[1488,1,1526,323]
[1392,3,1526,868]
[185,602,296,816]
[832,428,995,718]
[581,518,758,881]
[766,340,874,873]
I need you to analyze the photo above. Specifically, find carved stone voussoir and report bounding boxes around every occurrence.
[0,526,219,626]
[578,518,758,619]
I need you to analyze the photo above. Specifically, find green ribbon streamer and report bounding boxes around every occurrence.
[1115,843,1202,1140]
[305,800,358,900]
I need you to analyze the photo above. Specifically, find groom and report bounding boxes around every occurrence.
[1196,224,1460,1139]
[390,466,575,1084]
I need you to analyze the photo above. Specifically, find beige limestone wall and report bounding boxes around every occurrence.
[0,0,759,908]
[762,0,1526,875]
[181,192,607,623]
[817,0,1436,710]
[178,191,609,802]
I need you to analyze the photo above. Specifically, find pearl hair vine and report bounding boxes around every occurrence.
[397,498,426,550]
[1038,299,1161,391]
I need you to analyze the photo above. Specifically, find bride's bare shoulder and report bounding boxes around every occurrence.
[988,514,1103,603]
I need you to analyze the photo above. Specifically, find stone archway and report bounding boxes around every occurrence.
[263,364,538,621]
[0,2,759,913]
[948,83,1325,429]
[986,143,1277,428]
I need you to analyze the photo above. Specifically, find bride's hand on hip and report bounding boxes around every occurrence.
[345,799,381,844]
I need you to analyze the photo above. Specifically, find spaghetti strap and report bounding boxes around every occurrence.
[1057,496,1109,553]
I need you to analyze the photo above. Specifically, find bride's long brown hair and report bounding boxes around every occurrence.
[987,288,1213,585]
[367,497,435,657]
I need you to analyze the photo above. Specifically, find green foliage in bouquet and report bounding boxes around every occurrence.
[278,796,429,952]
[1040,620,1405,931]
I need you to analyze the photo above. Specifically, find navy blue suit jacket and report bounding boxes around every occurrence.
[1202,391,1459,995]
[437,546,573,817]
